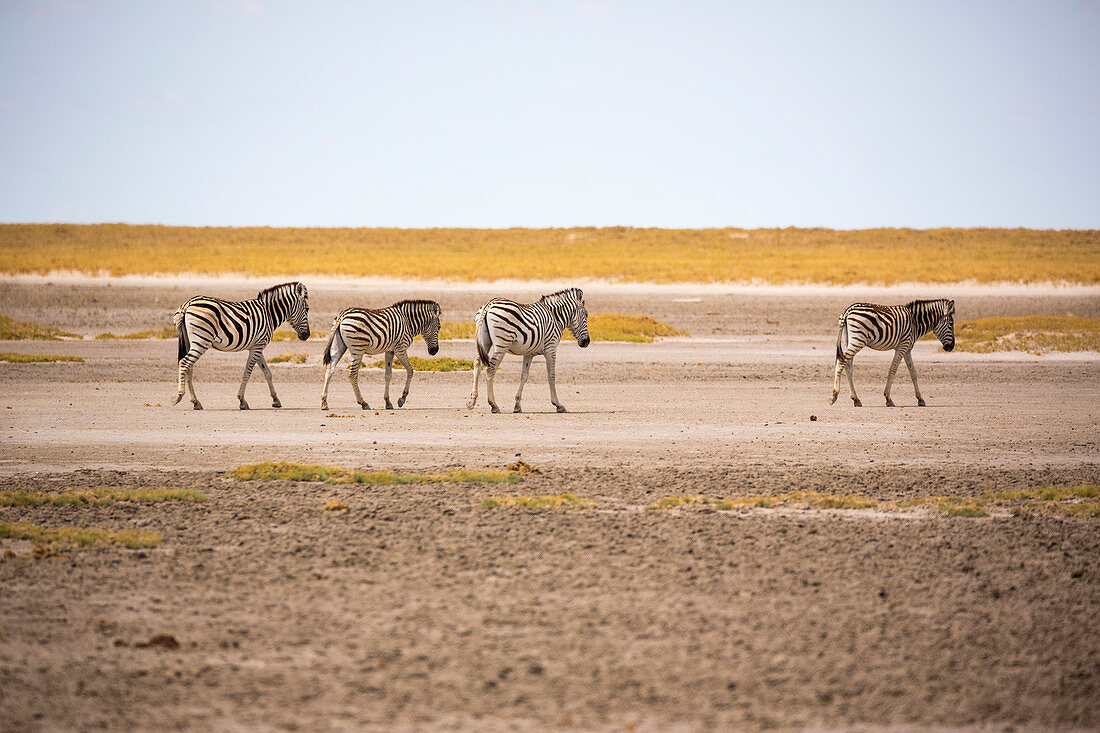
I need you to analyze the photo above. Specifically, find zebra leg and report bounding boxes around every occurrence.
[467,359,482,409]
[842,349,862,407]
[396,350,414,408]
[485,344,511,414]
[514,355,533,413]
[237,347,263,410]
[904,351,926,407]
[256,352,281,408]
[383,352,395,409]
[884,349,905,407]
[545,350,566,413]
[831,357,845,405]
[349,355,370,410]
[175,340,210,410]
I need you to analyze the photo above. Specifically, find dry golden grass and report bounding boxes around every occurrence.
[0,353,83,363]
[0,522,163,549]
[480,493,593,510]
[0,487,206,506]
[2,224,1096,284]
[0,313,79,340]
[95,326,177,340]
[268,353,308,364]
[953,316,1100,353]
[366,356,474,371]
[226,461,520,485]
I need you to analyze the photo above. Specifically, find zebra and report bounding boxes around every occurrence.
[171,282,311,410]
[466,287,590,414]
[831,299,955,407]
[320,299,442,411]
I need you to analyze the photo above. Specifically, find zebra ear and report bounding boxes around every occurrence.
[296,283,308,298]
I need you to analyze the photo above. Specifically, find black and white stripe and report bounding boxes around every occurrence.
[171,282,311,410]
[466,287,590,414]
[320,299,441,410]
[831,299,955,407]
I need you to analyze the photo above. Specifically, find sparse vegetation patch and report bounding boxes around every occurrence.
[0,313,79,340]
[0,353,83,363]
[226,461,520,485]
[0,522,163,549]
[269,353,308,364]
[95,326,176,340]
[0,487,207,507]
[366,356,474,371]
[480,493,593,510]
[950,316,1100,353]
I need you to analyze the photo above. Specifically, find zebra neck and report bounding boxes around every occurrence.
[398,304,430,334]
[911,303,938,336]
[263,295,290,328]
[544,300,572,328]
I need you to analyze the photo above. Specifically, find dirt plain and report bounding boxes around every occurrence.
[1,278,1098,732]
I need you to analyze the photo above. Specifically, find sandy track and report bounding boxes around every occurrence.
[1,279,1098,731]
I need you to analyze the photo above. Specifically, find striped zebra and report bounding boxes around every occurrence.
[320,299,442,410]
[831,299,955,407]
[171,282,311,410]
[466,288,590,414]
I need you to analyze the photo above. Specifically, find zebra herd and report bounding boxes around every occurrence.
[171,281,955,412]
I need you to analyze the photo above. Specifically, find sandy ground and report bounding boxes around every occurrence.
[1,278,1098,731]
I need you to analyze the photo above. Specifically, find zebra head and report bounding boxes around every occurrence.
[260,282,311,341]
[542,288,590,347]
[395,300,442,356]
[934,299,955,352]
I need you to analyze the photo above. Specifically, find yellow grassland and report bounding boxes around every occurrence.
[953,315,1100,353]
[1,224,1097,285]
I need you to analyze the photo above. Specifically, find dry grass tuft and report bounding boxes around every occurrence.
[226,461,520,485]
[480,493,593,510]
[2,224,1097,284]
[952,316,1100,353]
[0,522,163,549]
[269,353,308,364]
[647,496,713,510]
[0,487,206,507]
[324,500,350,513]
[0,313,79,340]
[0,353,83,363]
[366,356,474,371]
[507,460,541,475]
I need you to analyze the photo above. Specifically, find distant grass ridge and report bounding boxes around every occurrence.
[2,224,1096,285]
[95,326,177,340]
[0,353,83,363]
[0,522,163,549]
[480,493,593,509]
[952,315,1100,353]
[0,487,207,507]
[226,461,520,484]
[0,313,79,340]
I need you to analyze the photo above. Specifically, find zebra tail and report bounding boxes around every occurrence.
[474,307,491,367]
[835,315,847,362]
[322,326,337,366]
[174,310,189,363]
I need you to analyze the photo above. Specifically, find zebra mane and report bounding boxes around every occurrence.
[257,282,302,299]
[539,287,583,304]
[391,299,440,310]
[906,299,950,314]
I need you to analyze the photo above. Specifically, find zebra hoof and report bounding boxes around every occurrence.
[556,405,567,413]
[397,396,406,408]
[192,403,203,411]
[918,399,927,407]
[171,394,182,406]
[490,405,501,414]
[885,400,895,407]
[272,400,282,409]
[320,401,328,410]
[829,393,838,405]
[513,406,522,414]
[239,403,250,411]
[852,399,862,408]
[359,402,370,410]
[465,400,476,410]
[384,401,394,410]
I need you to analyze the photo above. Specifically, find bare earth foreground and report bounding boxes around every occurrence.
[1,279,1098,731]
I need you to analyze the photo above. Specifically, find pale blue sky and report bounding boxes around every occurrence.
[1,1,1097,228]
